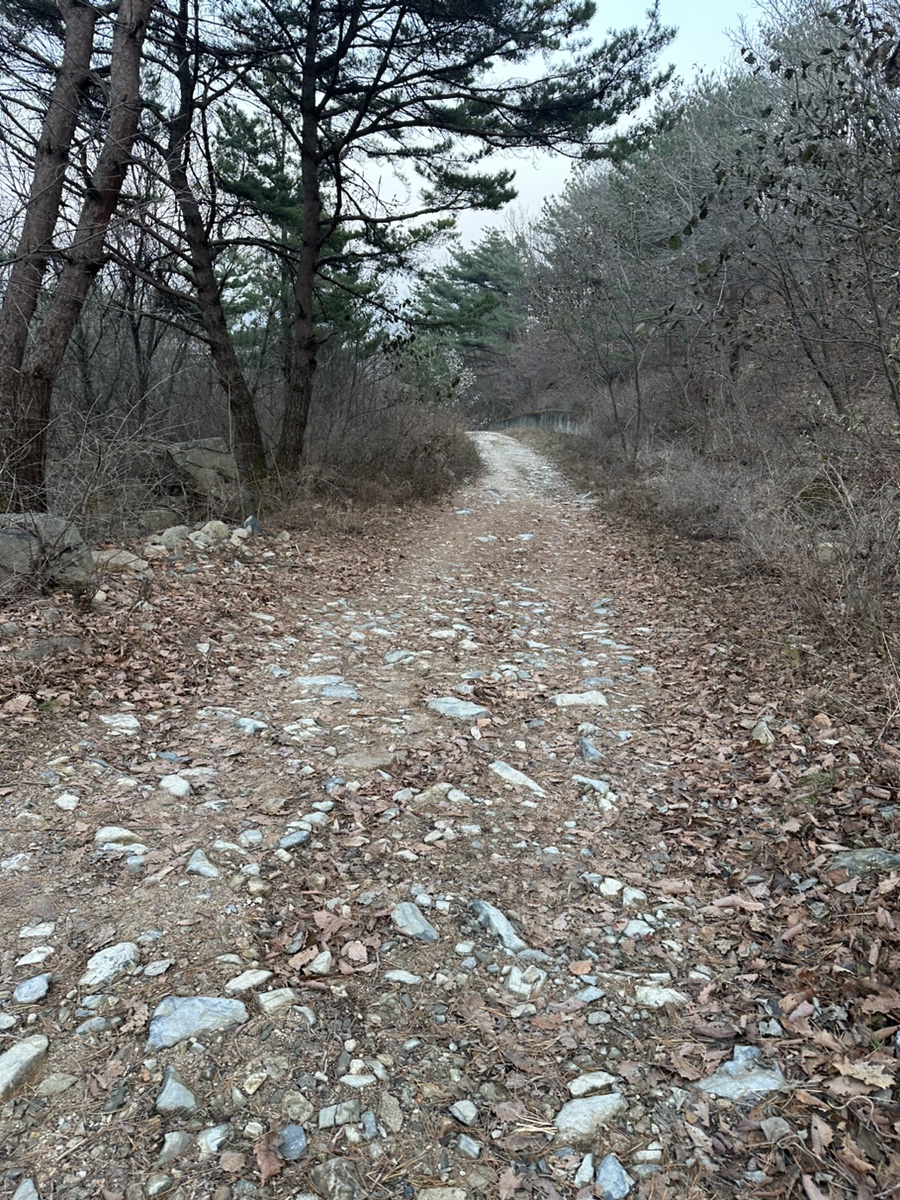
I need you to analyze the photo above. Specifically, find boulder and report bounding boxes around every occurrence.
[163,438,240,500]
[0,514,92,593]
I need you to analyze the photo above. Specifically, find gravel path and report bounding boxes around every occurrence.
[0,434,806,1199]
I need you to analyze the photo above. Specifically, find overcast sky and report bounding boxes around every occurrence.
[455,0,757,243]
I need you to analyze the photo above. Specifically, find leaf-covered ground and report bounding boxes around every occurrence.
[0,433,898,1200]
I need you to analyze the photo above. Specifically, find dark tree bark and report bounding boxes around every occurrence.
[8,0,155,509]
[0,0,98,503]
[164,0,269,484]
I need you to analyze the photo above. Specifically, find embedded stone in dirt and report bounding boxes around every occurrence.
[550,690,608,708]
[78,941,140,989]
[310,1156,366,1200]
[427,697,489,720]
[0,1034,49,1102]
[390,902,439,942]
[147,996,249,1048]
[554,1093,628,1142]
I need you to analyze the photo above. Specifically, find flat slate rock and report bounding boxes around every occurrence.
[79,941,140,989]
[310,1156,365,1200]
[696,1045,785,1100]
[550,690,608,708]
[0,1034,49,1102]
[554,1094,627,1142]
[427,697,489,720]
[390,902,439,943]
[147,996,249,1049]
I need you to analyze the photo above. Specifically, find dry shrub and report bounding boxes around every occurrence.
[296,345,482,505]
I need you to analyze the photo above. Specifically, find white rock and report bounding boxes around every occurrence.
[634,985,689,1009]
[159,774,192,798]
[551,690,608,708]
[470,900,529,953]
[505,964,546,998]
[427,697,489,720]
[79,942,140,989]
[94,825,145,851]
[196,1123,230,1157]
[489,760,546,796]
[54,792,79,811]
[186,849,220,878]
[554,1094,627,1142]
[99,713,141,735]
[258,988,299,1016]
[0,1034,49,1102]
[225,969,273,993]
[19,922,55,940]
[304,949,334,975]
[92,549,149,573]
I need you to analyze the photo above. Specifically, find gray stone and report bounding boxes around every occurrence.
[579,738,604,762]
[489,760,546,795]
[0,1034,49,1101]
[321,684,360,700]
[696,1045,785,1101]
[13,973,51,1004]
[574,1155,595,1186]
[164,438,240,498]
[35,1072,78,1096]
[156,1130,193,1165]
[427,697,489,720]
[760,1116,792,1142]
[294,674,344,689]
[159,774,192,798]
[156,1067,199,1116]
[79,942,139,989]
[470,899,528,953]
[384,970,422,985]
[196,1123,230,1156]
[99,713,142,735]
[457,1134,481,1158]
[634,985,689,1009]
[278,1123,308,1160]
[225,969,273,993]
[390,902,439,943]
[147,996,249,1049]
[830,848,900,876]
[595,1153,634,1200]
[144,1173,173,1197]
[186,849,220,878]
[92,548,149,573]
[94,825,146,852]
[234,717,267,736]
[0,514,93,593]
[505,964,546,998]
[449,1099,478,1126]
[416,1191,467,1200]
[310,1157,365,1200]
[11,1181,39,1200]
[551,690,608,708]
[554,1094,627,1143]
[574,985,605,1004]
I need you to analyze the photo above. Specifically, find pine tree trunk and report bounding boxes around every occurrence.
[276,0,322,475]
[0,1,98,506]
[166,0,268,485]
[12,0,155,509]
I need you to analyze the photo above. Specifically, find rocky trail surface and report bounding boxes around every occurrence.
[1,433,899,1200]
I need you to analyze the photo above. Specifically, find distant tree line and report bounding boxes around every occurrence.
[0,0,673,511]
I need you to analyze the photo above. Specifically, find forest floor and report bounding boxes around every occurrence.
[0,432,899,1200]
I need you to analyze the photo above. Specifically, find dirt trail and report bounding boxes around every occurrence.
[0,433,896,1199]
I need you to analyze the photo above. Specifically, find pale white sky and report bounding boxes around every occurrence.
[456,0,757,242]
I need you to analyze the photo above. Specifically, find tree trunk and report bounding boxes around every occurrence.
[276,0,322,474]
[165,0,268,485]
[11,0,155,509]
[0,0,98,503]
